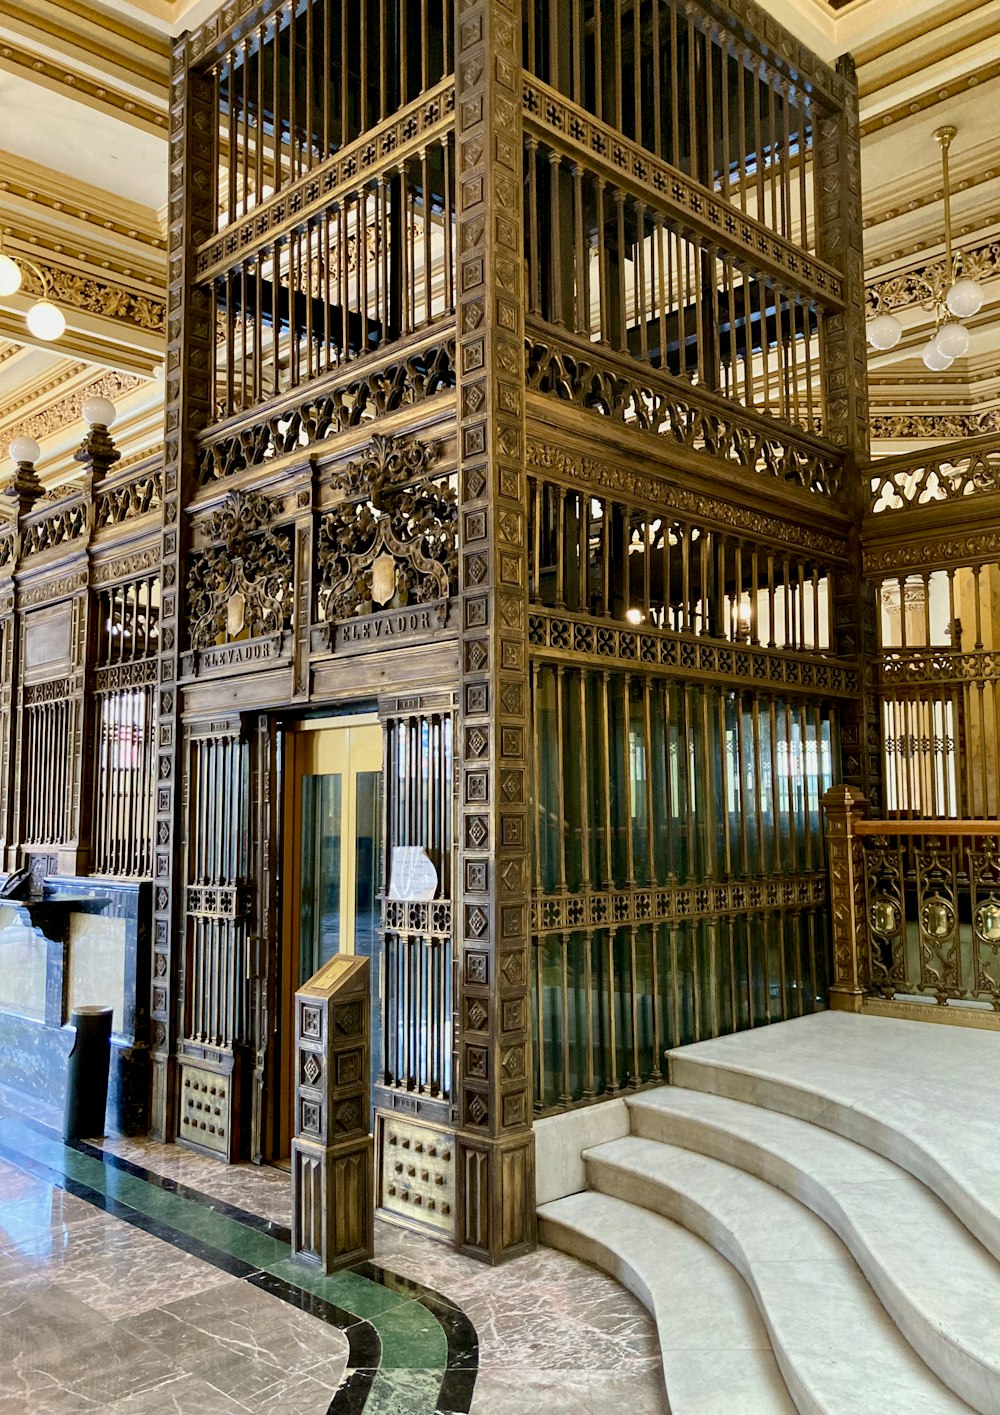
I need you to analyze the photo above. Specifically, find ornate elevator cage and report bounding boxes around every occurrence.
[8,0,965,1266]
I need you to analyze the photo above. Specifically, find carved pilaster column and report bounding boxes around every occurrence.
[823,785,869,1011]
[816,55,868,462]
[150,41,216,1141]
[0,437,38,872]
[818,57,880,808]
[453,0,535,1262]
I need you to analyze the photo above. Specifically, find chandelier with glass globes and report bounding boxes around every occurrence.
[866,125,985,371]
[0,237,67,342]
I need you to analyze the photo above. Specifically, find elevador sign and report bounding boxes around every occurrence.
[328,598,449,654]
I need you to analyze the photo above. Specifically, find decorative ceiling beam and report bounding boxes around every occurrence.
[0,0,169,97]
[0,42,168,138]
[0,153,167,257]
[859,57,1000,137]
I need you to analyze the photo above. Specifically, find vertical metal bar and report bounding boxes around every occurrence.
[559,931,572,1103]
[600,672,614,888]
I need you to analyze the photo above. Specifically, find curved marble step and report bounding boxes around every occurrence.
[666,1013,1000,1266]
[627,1088,1000,1415]
[538,1189,796,1415]
[585,1135,978,1415]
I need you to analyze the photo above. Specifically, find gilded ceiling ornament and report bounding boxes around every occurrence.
[1,372,145,448]
[17,262,165,333]
[866,239,1000,316]
[186,490,293,650]
[317,433,456,624]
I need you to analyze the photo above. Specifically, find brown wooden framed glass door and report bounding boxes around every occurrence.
[278,716,382,1160]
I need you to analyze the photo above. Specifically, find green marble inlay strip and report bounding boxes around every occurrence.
[0,1115,455,1387]
[263,1257,411,1320]
[370,1298,449,1371]
[364,1367,444,1415]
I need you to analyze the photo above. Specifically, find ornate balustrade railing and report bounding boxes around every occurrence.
[94,457,163,531]
[824,790,1000,1018]
[18,492,88,560]
[521,0,843,265]
[525,321,844,496]
[194,324,456,483]
[867,433,1000,518]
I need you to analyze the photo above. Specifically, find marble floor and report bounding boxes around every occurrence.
[0,1104,666,1415]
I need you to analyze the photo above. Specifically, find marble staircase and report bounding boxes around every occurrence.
[537,1012,1000,1415]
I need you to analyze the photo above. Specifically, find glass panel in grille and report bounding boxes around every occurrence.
[299,772,343,982]
[92,576,160,878]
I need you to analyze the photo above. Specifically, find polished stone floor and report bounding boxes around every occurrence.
[0,1108,666,1414]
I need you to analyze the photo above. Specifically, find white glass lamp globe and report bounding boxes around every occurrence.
[934,322,970,360]
[866,313,902,350]
[0,254,22,297]
[946,278,984,320]
[26,300,66,341]
[8,435,40,466]
[82,395,117,429]
[921,339,954,372]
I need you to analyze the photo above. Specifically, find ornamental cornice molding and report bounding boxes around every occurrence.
[0,363,91,428]
[92,545,161,585]
[859,57,1000,139]
[2,372,145,449]
[862,164,1000,233]
[0,162,167,256]
[871,411,1000,441]
[866,238,1000,315]
[864,530,1000,576]
[15,259,165,334]
[3,228,165,290]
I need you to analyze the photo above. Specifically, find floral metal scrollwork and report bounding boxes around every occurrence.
[317,433,456,624]
[187,490,293,650]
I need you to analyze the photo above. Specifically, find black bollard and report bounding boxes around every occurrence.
[63,1006,114,1140]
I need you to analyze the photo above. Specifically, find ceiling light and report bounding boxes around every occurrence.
[8,435,40,466]
[867,127,986,369]
[0,254,22,298]
[921,340,954,373]
[26,299,66,342]
[866,314,902,351]
[0,237,67,342]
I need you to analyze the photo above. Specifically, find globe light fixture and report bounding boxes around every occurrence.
[26,299,66,342]
[82,395,117,429]
[0,253,22,297]
[919,126,982,371]
[866,313,903,351]
[933,322,971,360]
[871,127,987,371]
[921,340,954,373]
[946,278,984,320]
[8,435,40,467]
[0,237,67,343]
